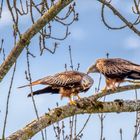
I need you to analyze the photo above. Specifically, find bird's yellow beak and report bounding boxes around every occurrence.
[86,68,91,74]
[87,64,97,74]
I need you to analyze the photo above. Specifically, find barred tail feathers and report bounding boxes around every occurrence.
[18,79,42,88]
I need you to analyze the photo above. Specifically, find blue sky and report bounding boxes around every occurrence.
[0,0,140,139]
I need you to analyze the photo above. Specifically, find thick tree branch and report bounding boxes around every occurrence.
[98,0,140,36]
[6,84,140,140]
[0,0,73,82]
[92,83,140,100]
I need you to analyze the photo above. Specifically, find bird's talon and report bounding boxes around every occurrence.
[101,86,107,93]
[111,87,117,91]
[101,89,107,93]
[69,100,76,105]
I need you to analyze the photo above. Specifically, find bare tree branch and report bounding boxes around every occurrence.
[6,83,140,140]
[0,0,73,82]
[98,0,140,36]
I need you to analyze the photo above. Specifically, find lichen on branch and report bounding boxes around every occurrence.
[6,84,140,140]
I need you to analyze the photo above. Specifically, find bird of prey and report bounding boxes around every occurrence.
[87,58,140,92]
[19,71,94,105]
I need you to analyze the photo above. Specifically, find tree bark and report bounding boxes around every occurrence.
[6,84,140,140]
[0,0,73,82]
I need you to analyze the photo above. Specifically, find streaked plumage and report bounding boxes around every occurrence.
[19,71,94,105]
[87,58,140,91]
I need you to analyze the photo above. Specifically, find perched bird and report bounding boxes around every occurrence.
[19,71,94,105]
[87,58,140,92]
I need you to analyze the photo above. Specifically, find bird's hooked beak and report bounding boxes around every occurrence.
[87,64,97,74]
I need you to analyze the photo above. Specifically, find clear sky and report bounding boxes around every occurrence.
[0,0,140,139]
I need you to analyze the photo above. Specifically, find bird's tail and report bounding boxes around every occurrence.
[128,72,140,79]
[27,86,59,97]
[128,65,140,79]
[18,79,42,88]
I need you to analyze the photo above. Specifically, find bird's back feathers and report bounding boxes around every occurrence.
[18,71,87,88]
[95,58,140,80]
[19,71,93,98]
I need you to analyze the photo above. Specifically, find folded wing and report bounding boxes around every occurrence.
[103,58,140,79]
[18,71,84,88]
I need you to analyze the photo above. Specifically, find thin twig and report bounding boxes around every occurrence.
[120,128,123,140]
[75,115,91,139]
[69,45,74,70]
[26,46,45,140]
[2,63,16,139]
[98,0,140,36]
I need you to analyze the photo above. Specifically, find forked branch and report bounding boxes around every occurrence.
[98,0,140,36]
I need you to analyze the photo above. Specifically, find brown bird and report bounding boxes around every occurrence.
[19,71,94,105]
[87,58,140,92]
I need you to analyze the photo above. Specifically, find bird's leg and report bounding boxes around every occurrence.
[117,80,122,87]
[117,82,121,88]
[69,95,76,105]
[76,95,81,100]
[101,79,110,93]
[116,79,124,88]
[111,80,117,91]
[101,86,107,93]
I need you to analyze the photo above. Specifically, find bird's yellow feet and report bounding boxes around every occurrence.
[101,87,107,93]
[69,100,76,105]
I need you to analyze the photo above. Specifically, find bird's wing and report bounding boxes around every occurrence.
[39,71,84,86]
[103,58,139,78]
[18,71,84,88]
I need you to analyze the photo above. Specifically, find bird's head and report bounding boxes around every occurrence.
[87,64,98,74]
[81,75,94,91]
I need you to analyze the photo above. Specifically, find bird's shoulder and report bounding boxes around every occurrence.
[95,58,133,75]
[54,71,85,78]
[97,58,138,66]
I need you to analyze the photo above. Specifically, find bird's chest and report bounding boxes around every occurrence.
[59,87,79,97]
